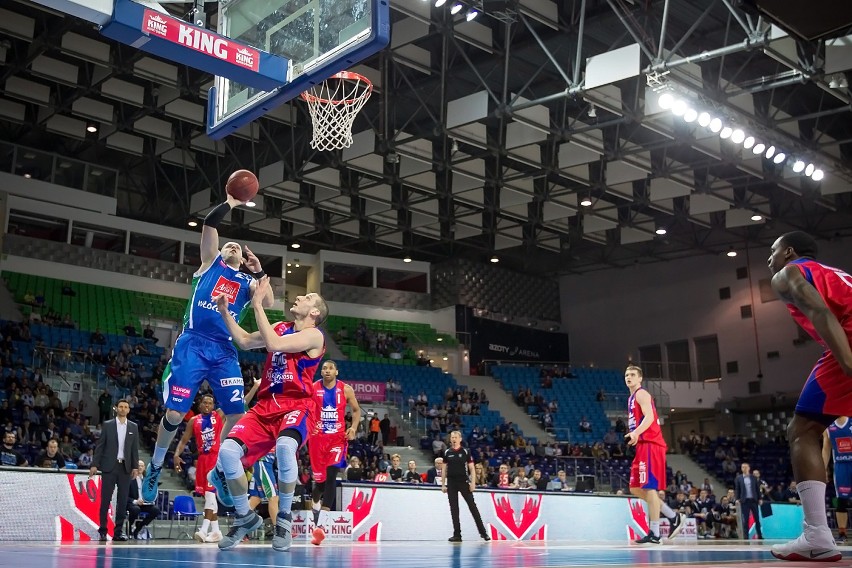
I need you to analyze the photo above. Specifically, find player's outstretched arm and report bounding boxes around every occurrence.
[252,277,324,354]
[774,265,852,375]
[200,194,245,267]
[344,384,361,440]
[215,294,265,350]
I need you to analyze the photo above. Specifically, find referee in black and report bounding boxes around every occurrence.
[442,430,490,542]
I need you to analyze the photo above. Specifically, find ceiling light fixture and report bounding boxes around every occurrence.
[403,256,412,263]
[671,99,688,116]
[731,129,745,144]
[86,121,98,134]
[465,9,478,20]
[805,163,815,177]
[246,201,256,208]
[187,219,198,227]
[751,213,763,221]
[752,143,766,155]
[580,195,592,207]
[290,243,301,249]
[683,108,698,123]
[697,112,712,127]
[792,160,806,173]
[657,92,674,110]
[743,136,755,149]
[719,126,733,139]
[764,145,776,159]
[811,169,824,181]
[287,269,292,274]
[709,118,723,133]
[435,0,447,6]
[773,152,786,164]
[490,255,499,263]
[655,228,667,235]
[450,2,463,14]
[726,249,738,257]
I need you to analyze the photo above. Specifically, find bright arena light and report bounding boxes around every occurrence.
[726,250,738,257]
[720,126,733,139]
[655,228,667,235]
[658,92,674,110]
[709,118,723,133]
[697,112,712,127]
[752,143,766,155]
[773,152,786,164]
[671,99,688,116]
[792,160,806,173]
[731,129,745,144]
[811,169,824,181]
[765,145,776,159]
[805,163,815,176]
[743,136,755,149]
[683,108,698,123]
[751,214,763,221]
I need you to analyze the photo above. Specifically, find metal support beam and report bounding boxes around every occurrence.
[719,0,753,35]
[656,0,671,62]
[665,0,720,63]
[519,13,572,86]
[605,0,656,62]
[647,36,770,74]
[572,0,587,86]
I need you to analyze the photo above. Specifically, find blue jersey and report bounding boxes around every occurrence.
[829,419,852,463]
[182,254,253,342]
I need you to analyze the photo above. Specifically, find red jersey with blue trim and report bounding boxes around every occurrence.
[255,322,325,406]
[193,411,223,455]
[313,379,347,438]
[786,259,852,345]
[627,387,666,447]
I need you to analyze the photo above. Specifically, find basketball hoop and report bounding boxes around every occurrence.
[301,71,373,151]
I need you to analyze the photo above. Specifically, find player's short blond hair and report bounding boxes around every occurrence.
[625,364,643,377]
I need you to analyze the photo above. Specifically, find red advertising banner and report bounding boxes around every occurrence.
[141,9,260,72]
[347,381,386,402]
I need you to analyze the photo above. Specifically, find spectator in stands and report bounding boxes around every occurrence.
[531,469,549,490]
[426,457,443,484]
[512,468,531,489]
[128,460,161,540]
[368,414,380,445]
[403,460,421,483]
[60,314,76,329]
[432,434,447,458]
[474,463,489,486]
[123,322,137,337]
[34,291,45,309]
[722,456,737,475]
[98,389,113,425]
[416,392,428,409]
[596,388,606,402]
[614,417,627,434]
[23,290,35,305]
[38,438,67,469]
[700,478,714,494]
[0,431,28,466]
[78,448,94,468]
[578,416,592,433]
[784,480,800,503]
[712,495,737,538]
[492,463,511,489]
[753,469,770,499]
[380,413,391,445]
[714,446,727,460]
[142,325,158,344]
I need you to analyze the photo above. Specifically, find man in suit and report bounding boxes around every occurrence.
[90,399,139,541]
[128,459,161,539]
[735,462,764,539]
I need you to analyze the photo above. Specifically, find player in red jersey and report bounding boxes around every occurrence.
[767,232,852,562]
[308,359,361,546]
[209,277,327,552]
[173,393,224,542]
[625,365,685,544]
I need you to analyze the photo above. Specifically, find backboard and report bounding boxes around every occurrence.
[206,0,390,140]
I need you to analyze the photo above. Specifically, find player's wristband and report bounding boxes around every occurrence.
[204,201,232,228]
[252,270,266,279]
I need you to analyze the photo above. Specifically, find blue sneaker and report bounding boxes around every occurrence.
[272,512,293,552]
[218,511,263,550]
[208,467,234,507]
[141,463,161,502]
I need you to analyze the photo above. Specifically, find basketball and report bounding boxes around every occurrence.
[226,170,259,202]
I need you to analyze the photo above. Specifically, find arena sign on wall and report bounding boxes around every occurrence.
[340,483,694,542]
[347,381,386,402]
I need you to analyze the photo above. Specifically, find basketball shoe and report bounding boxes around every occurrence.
[141,463,161,502]
[771,522,841,562]
[273,512,293,552]
[218,511,263,550]
[667,513,686,539]
[207,467,234,507]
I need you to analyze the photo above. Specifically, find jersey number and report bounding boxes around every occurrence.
[285,411,301,425]
[230,389,242,403]
[330,446,343,463]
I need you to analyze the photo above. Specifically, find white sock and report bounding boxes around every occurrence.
[797,480,829,529]
[200,519,211,534]
[650,520,660,537]
[211,520,220,533]
[660,503,676,519]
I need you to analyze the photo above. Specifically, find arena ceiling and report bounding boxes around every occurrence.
[1,0,852,276]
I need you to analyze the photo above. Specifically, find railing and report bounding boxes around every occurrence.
[32,346,130,402]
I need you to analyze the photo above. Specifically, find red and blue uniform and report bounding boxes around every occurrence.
[628,387,667,490]
[787,259,852,419]
[308,379,349,483]
[828,419,852,498]
[228,321,325,467]
[193,411,224,495]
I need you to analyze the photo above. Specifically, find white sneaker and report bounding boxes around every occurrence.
[194,530,208,543]
[771,523,842,562]
[205,531,223,543]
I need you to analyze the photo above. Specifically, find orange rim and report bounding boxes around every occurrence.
[300,71,373,105]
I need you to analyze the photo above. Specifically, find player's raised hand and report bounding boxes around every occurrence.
[252,276,270,306]
[243,246,262,273]
[215,293,229,312]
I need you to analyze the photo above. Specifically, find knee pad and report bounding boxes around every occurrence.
[204,491,218,513]
[218,438,245,480]
[275,435,299,484]
[161,415,181,432]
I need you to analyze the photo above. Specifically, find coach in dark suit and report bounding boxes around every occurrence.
[90,399,139,541]
[734,462,764,539]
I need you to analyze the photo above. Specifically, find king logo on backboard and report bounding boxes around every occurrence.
[212,276,239,304]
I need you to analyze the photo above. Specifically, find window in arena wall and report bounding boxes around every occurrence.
[323,263,373,288]
[637,344,663,379]
[129,232,179,263]
[8,210,68,242]
[376,268,427,293]
[693,335,721,380]
[665,339,692,382]
[70,222,125,252]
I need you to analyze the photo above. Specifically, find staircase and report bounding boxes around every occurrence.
[667,453,727,493]
[365,403,436,472]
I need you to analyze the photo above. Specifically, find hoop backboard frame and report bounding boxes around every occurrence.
[206,0,390,140]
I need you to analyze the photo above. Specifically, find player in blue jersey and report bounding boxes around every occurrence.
[823,417,852,543]
[141,190,274,501]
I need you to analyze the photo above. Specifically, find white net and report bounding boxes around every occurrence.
[301,71,373,151]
